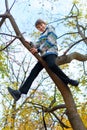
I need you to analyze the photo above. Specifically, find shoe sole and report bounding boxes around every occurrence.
[8,87,18,101]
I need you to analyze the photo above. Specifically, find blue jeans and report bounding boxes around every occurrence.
[19,54,69,94]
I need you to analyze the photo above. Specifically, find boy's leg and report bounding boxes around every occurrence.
[44,54,79,86]
[8,61,43,101]
[19,61,43,94]
[44,54,68,83]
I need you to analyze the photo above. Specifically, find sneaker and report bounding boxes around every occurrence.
[69,79,79,87]
[8,87,21,101]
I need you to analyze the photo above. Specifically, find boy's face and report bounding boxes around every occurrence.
[36,23,46,32]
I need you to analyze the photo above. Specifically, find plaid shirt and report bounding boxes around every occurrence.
[35,25,58,56]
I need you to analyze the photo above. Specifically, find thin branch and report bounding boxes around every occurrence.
[63,38,87,55]
[0,32,22,38]
[52,112,70,129]
[57,32,78,39]
[83,61,87,75]
[48,86,56,108]
[0,37,16,51]
[68,4,79,16]
[5,0,9,12]
[9,0,17,11]
[0,17,6,27]
[42,108,47,130]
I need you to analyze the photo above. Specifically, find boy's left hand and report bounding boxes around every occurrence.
[30,47,38,54]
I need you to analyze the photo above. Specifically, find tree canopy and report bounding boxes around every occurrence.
[0,0,87,130]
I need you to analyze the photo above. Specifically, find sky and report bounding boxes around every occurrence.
[0,0,74,33]
[1,0,86,44]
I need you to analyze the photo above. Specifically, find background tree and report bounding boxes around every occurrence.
[0,0,87,130]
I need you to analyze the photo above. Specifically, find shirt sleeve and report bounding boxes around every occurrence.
[46,25,58,45]
[34,40,42,52]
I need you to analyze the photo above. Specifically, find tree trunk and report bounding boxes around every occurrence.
[7,13,86,130]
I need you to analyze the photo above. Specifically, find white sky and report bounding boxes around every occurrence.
[0,0,73,31]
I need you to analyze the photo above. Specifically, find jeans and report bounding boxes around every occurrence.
[19,54,70,94]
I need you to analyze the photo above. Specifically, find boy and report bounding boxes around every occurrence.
[8,19,79,101]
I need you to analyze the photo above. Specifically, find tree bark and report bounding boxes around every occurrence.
[56,52,87,65]
[3,12,86,130]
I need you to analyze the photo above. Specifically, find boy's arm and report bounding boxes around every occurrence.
[25,40,39,54]
[47,25,58,42]
[30,47,38,54]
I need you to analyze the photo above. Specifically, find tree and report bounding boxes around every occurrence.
[0,0,87,130]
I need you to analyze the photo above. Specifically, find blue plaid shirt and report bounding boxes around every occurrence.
[35,25,58,56]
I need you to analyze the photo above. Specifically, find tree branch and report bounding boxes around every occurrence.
[56,52,87,65]
[0,37,16,51]
[52,112,70,128]
[63,38,87,55]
